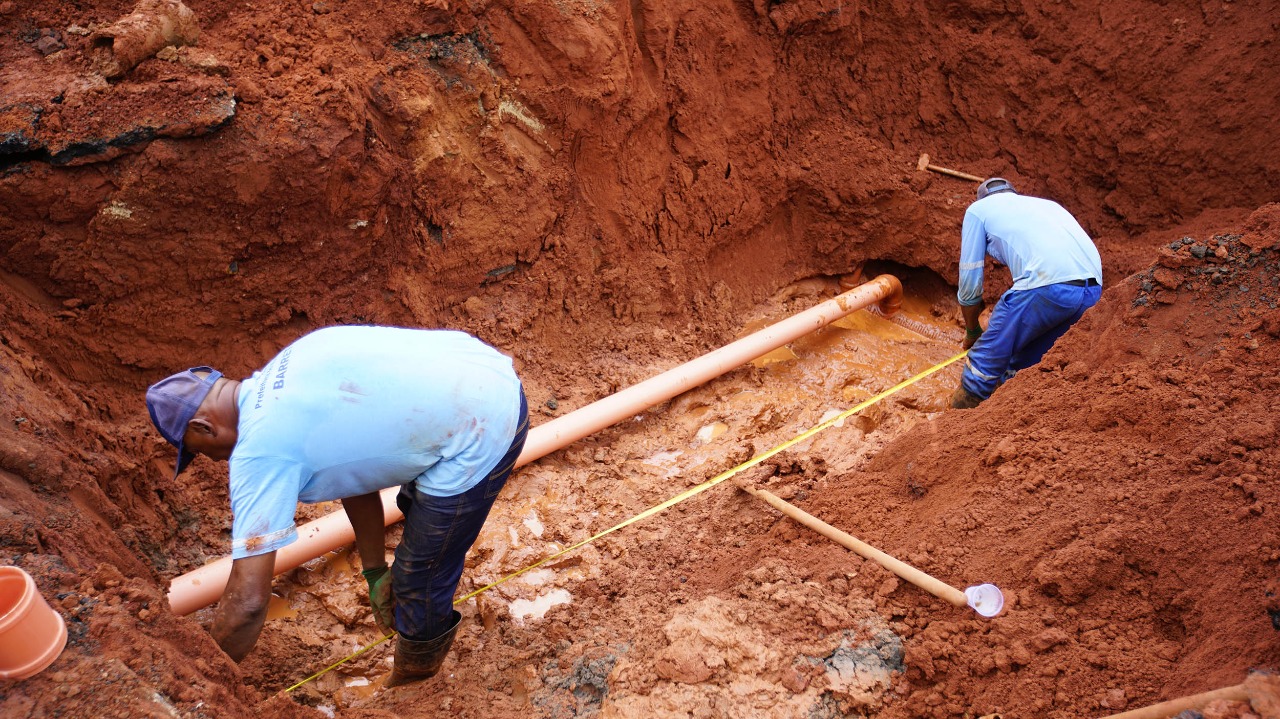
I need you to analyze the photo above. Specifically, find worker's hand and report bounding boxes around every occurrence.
[963,327,983,350]
[362,565,394,636]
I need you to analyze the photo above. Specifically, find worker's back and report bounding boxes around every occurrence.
[226,326,522,559]
[962,192,1103,292]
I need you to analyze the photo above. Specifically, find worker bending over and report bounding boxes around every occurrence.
[146,326,528,687]
[952,178,1103,408]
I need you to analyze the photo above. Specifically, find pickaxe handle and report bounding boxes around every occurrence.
[916,153,985,183]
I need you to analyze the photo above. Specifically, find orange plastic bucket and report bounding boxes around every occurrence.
[0,566,67,680]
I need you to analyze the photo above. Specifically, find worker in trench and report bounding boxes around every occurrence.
[144,326,528,687]
[951,177,1104,408]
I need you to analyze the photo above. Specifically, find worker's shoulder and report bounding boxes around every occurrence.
[973,193,1066,215]
[288,325,475,353]
[276,326,507,383]
[1017,193,1065,208]
[296,324,440,342]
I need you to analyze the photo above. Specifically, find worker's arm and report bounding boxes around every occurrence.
[961,301,985,330]
[211,551,275,661]
[957,209,988,347]
[961,302,985,348]
[343,491,388,571]
[343,491,395,634]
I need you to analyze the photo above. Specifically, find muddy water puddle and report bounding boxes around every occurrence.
[265,282,963,705]
[267,593,298,621]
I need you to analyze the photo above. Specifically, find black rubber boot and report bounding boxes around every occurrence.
[950,385,985,409]
[385,611,462,688]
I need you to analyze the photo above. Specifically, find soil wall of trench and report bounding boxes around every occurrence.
[0,0,1278,716]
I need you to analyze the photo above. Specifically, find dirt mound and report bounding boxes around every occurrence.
[826,203,1280,716]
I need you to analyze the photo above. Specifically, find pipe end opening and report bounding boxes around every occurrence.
[965,583,1004,618]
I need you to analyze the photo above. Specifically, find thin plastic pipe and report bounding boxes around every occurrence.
[866,305,962,343]
[167,275,904,615]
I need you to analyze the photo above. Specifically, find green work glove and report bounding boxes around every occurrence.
[963,326,983,350]
[362,565,395,636]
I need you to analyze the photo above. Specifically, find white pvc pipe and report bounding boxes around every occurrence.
[167,275,904,615]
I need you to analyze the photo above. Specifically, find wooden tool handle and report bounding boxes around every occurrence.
[1096,684,1248,719]
[740,483,969,607]
[927,165,985,183]
[915,152,985,183]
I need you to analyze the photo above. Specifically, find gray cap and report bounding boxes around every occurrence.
[976,177,1016,201]
[146,367,222,477]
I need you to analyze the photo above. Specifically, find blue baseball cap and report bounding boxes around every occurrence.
[146,367,222,478]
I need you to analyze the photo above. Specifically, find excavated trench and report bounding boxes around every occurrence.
[245,267,965,716]
[2,0,1280,718]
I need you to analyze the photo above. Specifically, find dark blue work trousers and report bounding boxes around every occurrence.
[391,391,528,641]
[961,282,1102,400]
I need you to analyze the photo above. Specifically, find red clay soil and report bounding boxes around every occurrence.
[817,206,1280,716]
[1,0,1279,717]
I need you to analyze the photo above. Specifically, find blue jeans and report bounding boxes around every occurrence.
[391,391,528,641]
[961,282,1102,400]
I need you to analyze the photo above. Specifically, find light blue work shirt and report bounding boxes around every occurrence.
[957,192,1103,306]
[227,326,521,559]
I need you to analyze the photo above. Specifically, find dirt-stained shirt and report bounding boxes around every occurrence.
[957,192,1103,306]
[227,326,521,559]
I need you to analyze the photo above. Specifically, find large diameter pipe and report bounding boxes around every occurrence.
[167,275,904,616]
[515,275,902,464]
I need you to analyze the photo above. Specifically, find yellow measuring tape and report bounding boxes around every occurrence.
[283,350,967,693]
